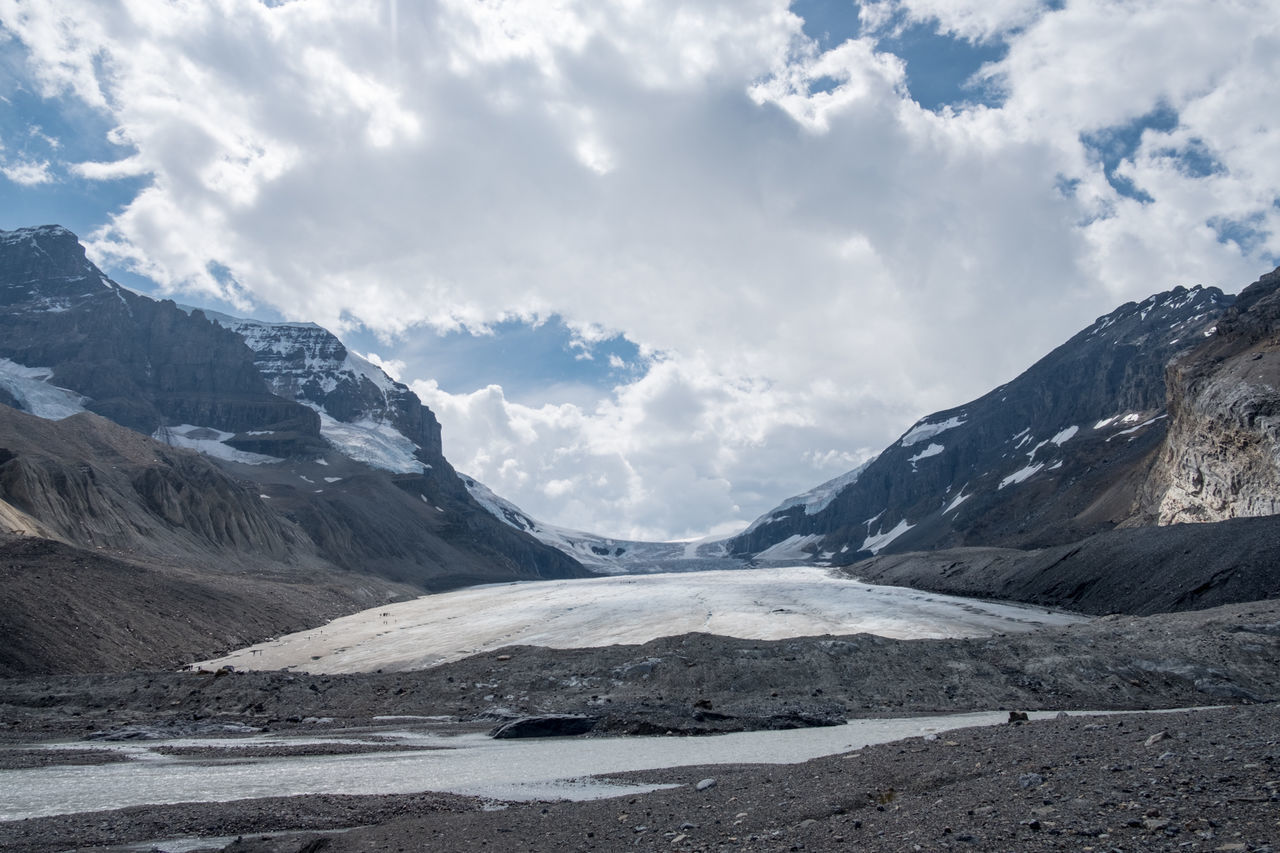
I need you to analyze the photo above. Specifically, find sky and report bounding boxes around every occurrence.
[1,0,1278,542]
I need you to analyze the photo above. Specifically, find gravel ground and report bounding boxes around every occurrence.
[1,598,1277,852]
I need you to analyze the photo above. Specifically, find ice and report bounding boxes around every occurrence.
[1050,426,1078,445]
[1107,413,1167,441]
[0,358,88,420]
[754,533,824,561]
[860,519,912,555]
[943,491,969,514]
[153,425,282,465]
[899,415,965,447]
[998,462,1044,489]
[196,566,1089,674]
[314,409,423,474]
[462,476,734,574]
[907,443,943,465]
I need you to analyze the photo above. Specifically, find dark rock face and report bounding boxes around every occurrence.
[729,283,1233,562]
[0,226,322,452]
[489,714,598,739]
[845,513,1280,616]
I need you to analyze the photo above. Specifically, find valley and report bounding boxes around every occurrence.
[0,225,1278,852]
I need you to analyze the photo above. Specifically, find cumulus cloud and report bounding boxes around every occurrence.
[1,157,53,185]
[2,0,1278,538]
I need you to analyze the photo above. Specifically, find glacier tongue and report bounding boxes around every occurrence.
[0,358,88,420]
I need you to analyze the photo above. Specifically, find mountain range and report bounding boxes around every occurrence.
[1,223,1278,674]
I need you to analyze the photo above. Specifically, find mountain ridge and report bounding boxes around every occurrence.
[727,280,1242,563]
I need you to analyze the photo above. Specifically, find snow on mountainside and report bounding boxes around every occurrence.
[462,476,745,574]
[740,461,873,539]
[190,308,440,473]
[729,283,1236,564]
[0,358,87,420]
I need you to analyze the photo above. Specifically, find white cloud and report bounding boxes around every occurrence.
[1,158,53,185]
[2,0,1278,538]
[359,351,406,381]
[894,0,1050,42]
[71,156,152,180]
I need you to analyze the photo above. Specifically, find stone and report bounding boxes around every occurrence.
[695,778,717,792]
[488,715,597,739]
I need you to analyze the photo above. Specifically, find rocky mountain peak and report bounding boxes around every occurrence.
[198,310,444,466]
[0,225,107,306]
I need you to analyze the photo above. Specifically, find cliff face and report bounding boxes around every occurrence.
[1138,268,1280,524]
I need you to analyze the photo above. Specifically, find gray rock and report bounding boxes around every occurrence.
[695,778,717,792]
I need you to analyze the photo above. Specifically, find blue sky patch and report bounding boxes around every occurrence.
[0,44,147,236]
[1209,213,1273,262]
[346,315,648,405]
[1157,137,1226,179]
[879,20,1007,110]
[791,0,862,47]
[1080,104,1178,203]
[790,1,1006,110]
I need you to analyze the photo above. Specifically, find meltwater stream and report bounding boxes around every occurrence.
[2,711,1073,821]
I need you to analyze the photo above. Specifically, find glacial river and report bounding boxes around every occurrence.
[2,710,1073,821]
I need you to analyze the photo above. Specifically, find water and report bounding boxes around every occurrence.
[1,711,1065,821]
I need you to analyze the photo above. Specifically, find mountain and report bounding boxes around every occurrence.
[728,281,1238,563]
[0,225,592,673]
[460,476,745,574]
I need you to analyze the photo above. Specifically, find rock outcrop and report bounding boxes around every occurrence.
[1137,268,1280,524]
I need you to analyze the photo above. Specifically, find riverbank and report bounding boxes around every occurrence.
[1,705,1276,852]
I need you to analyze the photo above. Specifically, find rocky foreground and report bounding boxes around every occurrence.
[0,598,1278,851]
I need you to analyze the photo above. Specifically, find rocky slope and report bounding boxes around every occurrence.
[0,536,413,677]
[843,513,1280,616]
[196,310,443,464]
[728,277,1264,565]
